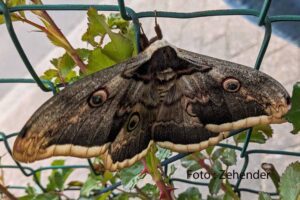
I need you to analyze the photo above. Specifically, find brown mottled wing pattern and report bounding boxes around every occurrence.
[13,52,152,170]
[13,40,290,171]
[152,46,289,152]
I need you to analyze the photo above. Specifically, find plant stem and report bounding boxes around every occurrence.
[57,71,66,86]
[116,188,148,200]
[0,183,17,200]
[134,186,150,200]
[261,163,280,193]
[144,147,174,200]
[193,154,240,200]
[58,192,71,200]
[12,14,47,32]
[193,154,211,173]
[30,0,87,73]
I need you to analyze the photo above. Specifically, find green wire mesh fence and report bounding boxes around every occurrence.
[0,0,300,198]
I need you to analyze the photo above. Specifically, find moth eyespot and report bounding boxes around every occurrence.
[222,78,241,93]
[88,89,108,107]
[127,113,140,132]
[186,103,197,117]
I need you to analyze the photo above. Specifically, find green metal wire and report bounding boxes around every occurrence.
[0,78,57,94]
[0,0,299,198]
[0,1,49,91]
[258,0,272,26]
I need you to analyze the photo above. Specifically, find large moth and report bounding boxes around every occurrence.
[13,40,290,171]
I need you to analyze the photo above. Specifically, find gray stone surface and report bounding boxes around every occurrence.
[0,0,299,199]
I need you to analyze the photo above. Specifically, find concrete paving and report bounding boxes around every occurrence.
[0,0,299,199]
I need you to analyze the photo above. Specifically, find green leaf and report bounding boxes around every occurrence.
[107,13,129,32]
[44,49,89,83]
[6,0,26,7]
[211,148,224,161]
[285,82,300,134]
[61,169,73,187]
[206,146,215,156]
[64,70,77,83]
[47,172,63,191]
[77,48,91,61]
[68,180,83,187]
[19,185,39,199]
[25,185,37,196]
[82,8,135,68]
[80,174,101,197]
[156,146,171,161]
[211,160,223,176]
[96,191,111,200]
[82,8,134,60]
[178,187,202,200]
[141,183,159,199]
[51,52,75,76]
[119,162,144,190]
[54,77,61,85]
[223,180,239,200]
[46,160,73,191]
[0,16,4,25]
[51,160,73,187]
[87,48,116,74]
[20,193,60,200]
[41,69,59,81]
[101,171,114,184]
[113,193,130,200]
[35,171,41,183]
[18,195,36,200]
[124,23,138,56]
[258,192,273,200]
[102,32,133,62]
[144,145,160,174]
[207,195,224,200]
[220,148,237,166]
[0,13,25,25]
[180,154,201,172]
[6,0,26,17]
[168,164,177,178]
[208,176,222,195]
[40,18,67,48]
[234,131,266,144]
[279,161,300,200]
[44,69,58,77]
[82,7,107,46]
[234,125,273,144]
[165,164,177,183]
[34,193,60,200]
[261,163,280,192]
[223,193,234,200]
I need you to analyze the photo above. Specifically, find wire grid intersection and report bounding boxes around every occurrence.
[0,0,300,198]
